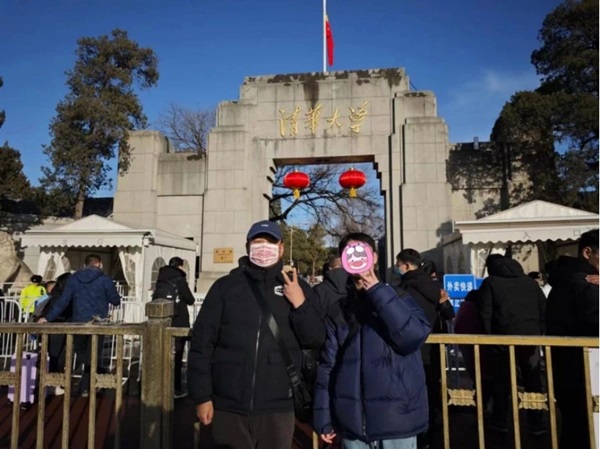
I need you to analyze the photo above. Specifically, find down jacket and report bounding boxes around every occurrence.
[477,257,545,336]
[546,255,598,337]
[313,282,431,442]
[153,266,196,327]
[398,269,454,364]
[187,257,325,415]
[45,267,120,322]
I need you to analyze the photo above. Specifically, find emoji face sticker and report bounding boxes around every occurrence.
[341,241,374,275]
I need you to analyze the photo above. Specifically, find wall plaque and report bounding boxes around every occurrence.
[213,248,234,263]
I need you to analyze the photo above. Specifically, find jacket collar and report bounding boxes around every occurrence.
[240,256,285,283]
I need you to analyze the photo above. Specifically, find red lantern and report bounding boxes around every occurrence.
[339,168,366,198]
[283,170,310,199]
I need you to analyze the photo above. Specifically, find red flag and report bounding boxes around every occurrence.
[325,14,334,67]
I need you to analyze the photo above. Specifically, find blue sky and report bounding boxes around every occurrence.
[0,0,561,194]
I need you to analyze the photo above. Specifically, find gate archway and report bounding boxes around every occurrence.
[199,68,452,289]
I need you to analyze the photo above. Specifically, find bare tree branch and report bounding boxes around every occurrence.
[155,103,216,155]
[270,163,384,240]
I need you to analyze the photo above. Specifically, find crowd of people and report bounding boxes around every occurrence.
[187,220,598,449]
[3,219,596,449]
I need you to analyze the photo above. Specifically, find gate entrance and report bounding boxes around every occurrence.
[113,68,456,293]
[199,68,452,289]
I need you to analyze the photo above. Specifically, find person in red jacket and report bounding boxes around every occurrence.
[454,289,493,406]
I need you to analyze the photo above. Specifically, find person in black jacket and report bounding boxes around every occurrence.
[477,254,547,434]
[314,256,350,319]
[40,272,72,381]
[397,249,454,449]
[187,220,325,449]
[545,229,598,449]
[153,256,196,398]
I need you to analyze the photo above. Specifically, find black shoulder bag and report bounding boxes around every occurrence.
[244,274,313,422]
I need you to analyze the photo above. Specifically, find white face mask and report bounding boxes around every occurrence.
[249,242,281,268]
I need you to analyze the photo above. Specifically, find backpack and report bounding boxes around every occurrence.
[153,279,180,316]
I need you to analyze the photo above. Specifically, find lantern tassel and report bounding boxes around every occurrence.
[293,189,300,199]
[349,187,357,198]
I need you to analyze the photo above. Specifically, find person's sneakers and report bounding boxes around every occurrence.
[53,386,65,396]
[174,390,188,399]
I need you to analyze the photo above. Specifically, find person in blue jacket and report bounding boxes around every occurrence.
[314,232,432,449]
[39,254,121,396]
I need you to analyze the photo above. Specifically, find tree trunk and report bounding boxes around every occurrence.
[74,189,86,219]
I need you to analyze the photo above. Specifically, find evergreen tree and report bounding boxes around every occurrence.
[41,29,159,218]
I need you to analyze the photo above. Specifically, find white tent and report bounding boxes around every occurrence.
[443,200,599,276]
[20,215,197,301]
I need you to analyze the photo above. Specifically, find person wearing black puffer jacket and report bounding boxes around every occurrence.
[545,229,598,449]
[397,249,454,449]
[477,254,547,435]
[187,220,325,449]
[153,257,196,398]
[314,256,350,319]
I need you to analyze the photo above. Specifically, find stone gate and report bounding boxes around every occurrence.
[114,68,485,292]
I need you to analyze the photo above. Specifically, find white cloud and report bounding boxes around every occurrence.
[441,68,542,143]
[482,69,540,94]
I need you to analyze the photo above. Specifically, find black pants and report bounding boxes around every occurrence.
[553,347,591,449]
[211,410,295,449]
[74,335,105,391]
[174,337,187,391]
[490,346,546,429]
[48,334,66,373]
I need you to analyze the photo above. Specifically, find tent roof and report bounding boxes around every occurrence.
[454,200,599,245]
[20,215,197,251]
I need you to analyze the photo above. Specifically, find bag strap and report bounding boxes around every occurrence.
[244,273,303,388]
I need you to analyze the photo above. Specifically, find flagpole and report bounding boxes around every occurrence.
[323,0,327,74]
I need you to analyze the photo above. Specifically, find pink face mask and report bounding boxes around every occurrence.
[249,242,280,268]
[341,241,374,274]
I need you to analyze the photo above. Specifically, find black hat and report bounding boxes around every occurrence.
[31,275,43,283]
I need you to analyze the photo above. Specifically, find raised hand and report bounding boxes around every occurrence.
[281,267,305,308]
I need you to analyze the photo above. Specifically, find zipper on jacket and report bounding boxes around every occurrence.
[359,326,368,441]
[249,312,262,413]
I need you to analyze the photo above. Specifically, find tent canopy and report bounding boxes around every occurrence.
[20,215,197,300]
[453,200,599,245]
[21,214,196,251]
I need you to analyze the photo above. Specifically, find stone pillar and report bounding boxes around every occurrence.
[141,299,174,449]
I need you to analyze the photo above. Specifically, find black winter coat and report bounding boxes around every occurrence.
[187,257,326,415]
[153,266,196,328]
[313,268,350,318]
[399,269,454,364]
[477,258,545,335]
[546,256,598,337]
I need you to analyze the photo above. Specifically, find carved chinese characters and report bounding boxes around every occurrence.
[277,100,369,137]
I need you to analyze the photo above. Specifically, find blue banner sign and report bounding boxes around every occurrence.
[443,274,476,300]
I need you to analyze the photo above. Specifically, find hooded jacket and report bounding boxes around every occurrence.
[399,269,454,364]
[546,255,598,337]
[187,257,325,415]
[313,283,431,442]
[40,273,73,322]
[45,267,121,323]
[153,266,196,327]
[476,258,545,335]
[313,268,350,318]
